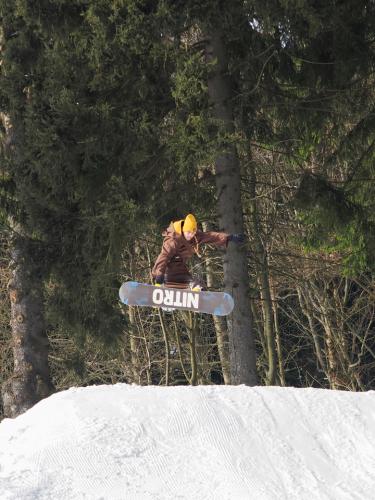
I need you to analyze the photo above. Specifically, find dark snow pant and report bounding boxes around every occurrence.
[164,258,206,290]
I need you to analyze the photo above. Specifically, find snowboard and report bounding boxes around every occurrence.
[119,281,234,316]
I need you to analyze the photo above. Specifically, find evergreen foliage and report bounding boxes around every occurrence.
[0,0,176,346]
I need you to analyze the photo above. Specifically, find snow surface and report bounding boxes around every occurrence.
[0,384,375,500]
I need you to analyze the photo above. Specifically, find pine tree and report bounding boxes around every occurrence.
[0,0,177,410]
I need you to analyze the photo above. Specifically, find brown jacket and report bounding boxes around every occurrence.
[152,222,229,282]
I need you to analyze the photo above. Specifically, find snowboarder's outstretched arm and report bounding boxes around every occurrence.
[198,231,245,247]
[197,230,228,247]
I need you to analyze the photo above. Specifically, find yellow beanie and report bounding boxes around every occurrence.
[172,214,197,234]
[183,213,197,232]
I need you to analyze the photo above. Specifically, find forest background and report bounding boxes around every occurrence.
[1,0,375,420]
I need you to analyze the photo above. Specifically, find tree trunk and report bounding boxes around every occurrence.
[179,311,199,386]
[204,30,258,385]
[0,111,54,417]
[202,221,231,384]
[159,310,171,386]
[270,280,285,386]
[248,160,277,385]
[2,233,54,417]
[297,286,328,375]
[128,306,141,384]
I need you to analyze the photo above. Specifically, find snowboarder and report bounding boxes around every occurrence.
[152,213,244,290]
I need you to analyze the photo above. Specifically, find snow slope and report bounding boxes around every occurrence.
[0,384,375,500]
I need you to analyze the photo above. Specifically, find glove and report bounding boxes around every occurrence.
[228,233,245,244]
[154,275,165,285]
